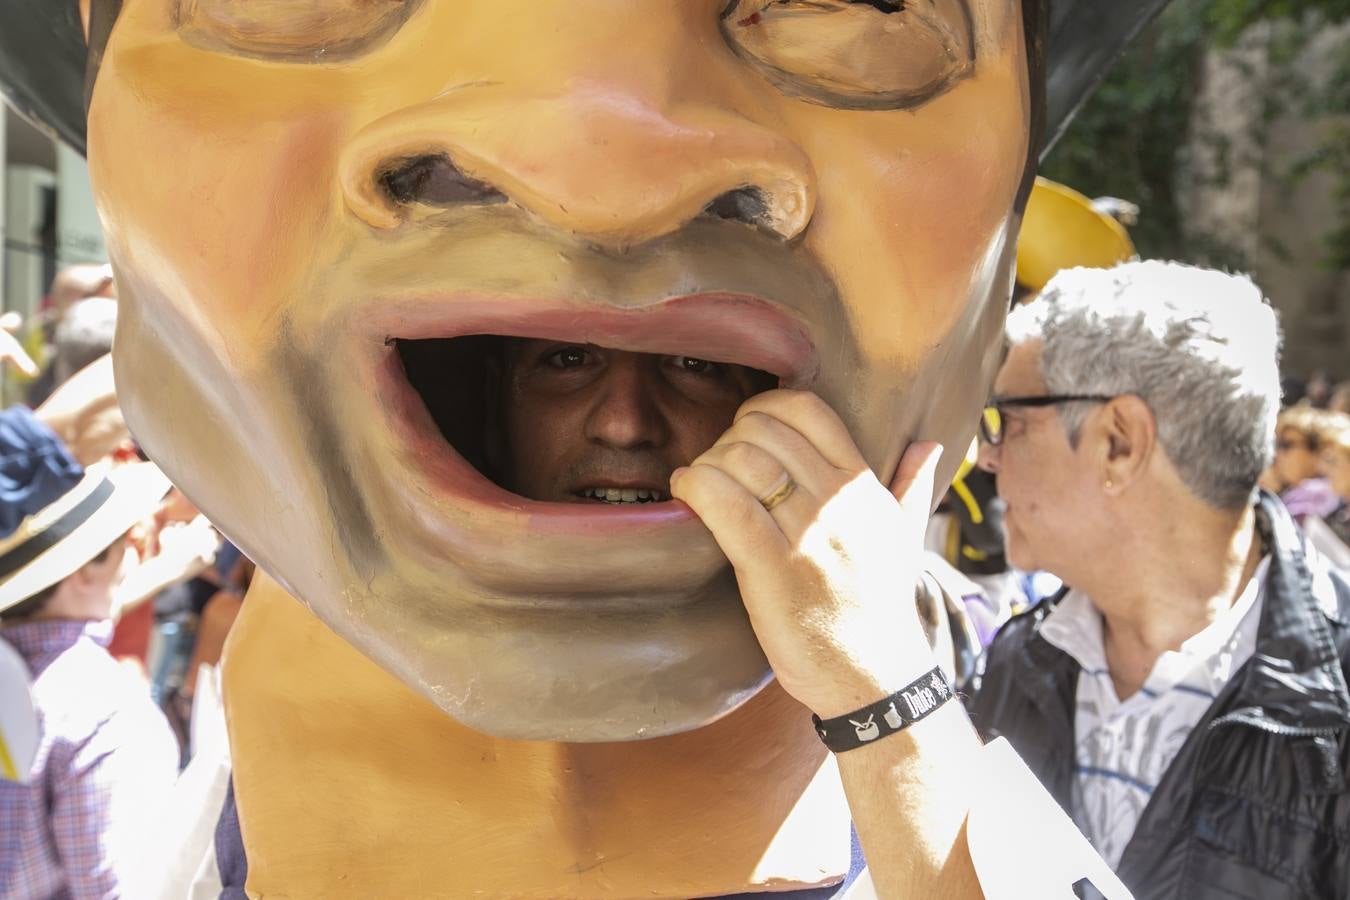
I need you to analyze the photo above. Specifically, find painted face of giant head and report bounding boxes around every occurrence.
[86,0,1034,740]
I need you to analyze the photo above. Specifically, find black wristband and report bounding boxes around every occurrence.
[811,665,953,753]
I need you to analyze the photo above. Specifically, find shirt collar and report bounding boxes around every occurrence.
[1040,558,1269,696]
[1039,589,1105,675]
[0,617,114,662]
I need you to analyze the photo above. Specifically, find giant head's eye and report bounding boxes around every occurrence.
[177,0,420,62]
[721,0,974,110]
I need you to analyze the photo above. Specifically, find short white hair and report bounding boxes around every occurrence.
[1007,261,1281,509]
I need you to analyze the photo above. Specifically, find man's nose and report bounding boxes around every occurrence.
[338,16,815,248]
[583,358,670,451]
[976,439,1001,474]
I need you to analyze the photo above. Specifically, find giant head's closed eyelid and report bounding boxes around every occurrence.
[175,0,423,62]
[720,0,976,110]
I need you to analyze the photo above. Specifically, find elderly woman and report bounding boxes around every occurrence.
[1318,413,1350,547]
[969,261,1350,899]
[1262,404,1341,521]
[1273,408,1350,570]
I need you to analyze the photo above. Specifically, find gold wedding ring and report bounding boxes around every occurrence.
[758,475,797,512]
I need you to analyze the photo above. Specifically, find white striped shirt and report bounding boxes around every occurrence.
[1039,558,1268,869]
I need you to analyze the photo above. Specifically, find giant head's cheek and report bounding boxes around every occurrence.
[87,12,375,366]
[772,8,1028,369]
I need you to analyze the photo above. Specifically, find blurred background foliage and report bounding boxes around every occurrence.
[1043,0,1350,270]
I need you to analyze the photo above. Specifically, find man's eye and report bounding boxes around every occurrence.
[545,347,591,369]
[177,0,420,62]
[674,356,717,374]
[720,0,974,110]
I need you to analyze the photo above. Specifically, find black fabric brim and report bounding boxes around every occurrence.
[0,0,1171,162]
[1045,0,1173,151]
[0,0,88,154]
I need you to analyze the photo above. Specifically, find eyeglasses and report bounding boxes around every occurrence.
[979,394,1117,446]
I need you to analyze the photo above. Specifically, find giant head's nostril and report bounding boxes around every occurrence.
[379,155,508,207]
[700,187,771,230]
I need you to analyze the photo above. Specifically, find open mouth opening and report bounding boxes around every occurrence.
[394,335,780,506]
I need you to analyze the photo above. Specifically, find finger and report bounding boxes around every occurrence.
[689,440,818,537]
[670,463,788,571]
[702,411,838,495]
[0,333,38,377]
[733,390,866,472]
[693,440,788,497]
[12,352,39,378]
[887,441,945,529]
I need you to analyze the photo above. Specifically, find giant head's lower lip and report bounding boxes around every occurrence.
[364,292,817,534]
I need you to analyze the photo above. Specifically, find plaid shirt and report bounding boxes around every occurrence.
[0,619,178,900]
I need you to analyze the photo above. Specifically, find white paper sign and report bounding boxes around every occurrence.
[969,738,1134,899]
[0,636,38,783]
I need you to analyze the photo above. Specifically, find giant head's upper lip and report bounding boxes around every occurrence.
[360,291,820,386]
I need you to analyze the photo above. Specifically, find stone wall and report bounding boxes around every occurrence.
[1178,19,1350,380]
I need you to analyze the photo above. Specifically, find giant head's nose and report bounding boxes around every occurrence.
[338,30,816,249]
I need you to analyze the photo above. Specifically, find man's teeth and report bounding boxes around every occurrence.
[580,487,670,504]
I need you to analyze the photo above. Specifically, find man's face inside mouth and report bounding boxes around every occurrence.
[87,0,1032,740]
[492,341,776,505]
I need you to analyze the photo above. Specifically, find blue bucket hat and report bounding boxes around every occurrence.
[0,408,84,540]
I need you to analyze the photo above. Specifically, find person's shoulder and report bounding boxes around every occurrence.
[1289,539,1350,680]
[1313,559,1350,652]
[967,589,1069,710]
[35,637,160,735]
[986,588,1066,653]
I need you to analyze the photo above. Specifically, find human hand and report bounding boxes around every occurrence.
[0,324,38,377]
[114,514,220,617]
[155,515,220,570]
[125,487,216,586]
[155,488,201,530]
[670,390,943,719]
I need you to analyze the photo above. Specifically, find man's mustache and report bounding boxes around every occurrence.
[561,450,684,490]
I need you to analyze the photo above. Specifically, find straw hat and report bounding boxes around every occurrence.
[0,461,171,617]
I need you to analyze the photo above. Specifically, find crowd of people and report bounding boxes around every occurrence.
[0,269,243,897]
[1,255,1347,898]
